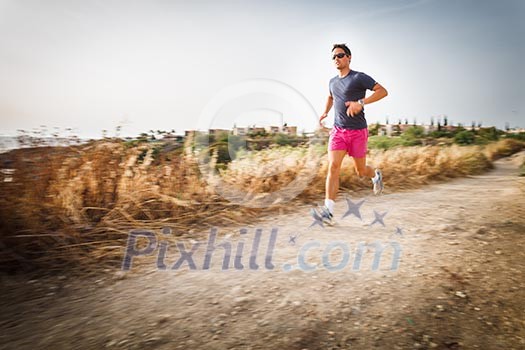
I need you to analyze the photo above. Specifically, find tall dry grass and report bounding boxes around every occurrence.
[0,138,522,272]
[483,138,525,161]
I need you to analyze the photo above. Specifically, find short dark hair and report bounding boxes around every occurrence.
[332,43,351,56]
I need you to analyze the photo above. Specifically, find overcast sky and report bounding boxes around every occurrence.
[0,0,523,138]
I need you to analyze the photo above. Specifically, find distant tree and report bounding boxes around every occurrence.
[369,122,381,136]
[248,129,268,138]
[392,124,401,136]
[402,126,425,140]
[491,127,499,140]
[147,130,157,140]
[273,133,293,146]
[477,127,499,141]
[454,130,475,145]
[444,116,448,126]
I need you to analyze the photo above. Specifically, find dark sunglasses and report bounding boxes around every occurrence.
[332,53,347,60]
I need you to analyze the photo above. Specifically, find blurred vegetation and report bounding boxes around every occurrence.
[194,131,309,168]
[368,125,523,150]
[1,125,524,273]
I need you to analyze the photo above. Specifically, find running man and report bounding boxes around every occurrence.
[315,43,388,225]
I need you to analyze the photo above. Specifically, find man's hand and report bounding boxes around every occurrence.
[319,112,329,129]
[345,83,388,117]
[345,101,363,117]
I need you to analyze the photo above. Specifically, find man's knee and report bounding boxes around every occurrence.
[328,162,342,175]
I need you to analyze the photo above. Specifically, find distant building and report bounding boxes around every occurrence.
[374,124,391,136]
[265,126,281,134]
[422,125,436,134]
[282,125,297,136]
[233,126,248,136]
[373,123,439,137]
[385,124,393,136]
[444,125,459,132]
[507,128,525,134]
[163,134,184,142]
[374,123,410,136]
[208,129,230,137]
[249,127,266,135]
[233,125,298,136]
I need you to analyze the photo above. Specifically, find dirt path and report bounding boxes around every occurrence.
[1,153,524,350]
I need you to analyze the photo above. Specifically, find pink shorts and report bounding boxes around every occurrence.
[328,126,368,158]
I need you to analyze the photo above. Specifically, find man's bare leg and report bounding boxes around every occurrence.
[312,149,347,224]
[353,156,384,195]
[325,150,347,203]
[352,156,375,178]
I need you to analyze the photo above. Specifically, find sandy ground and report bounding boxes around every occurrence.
[1,153,524,350]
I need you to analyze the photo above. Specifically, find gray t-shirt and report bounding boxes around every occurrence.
[329,70,377,129]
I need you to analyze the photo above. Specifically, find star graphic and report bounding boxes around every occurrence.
[288,235,297,245]
[394,227,404,236]
[309,208,324,228]
[370,210,388,227]
[342,198,365,220]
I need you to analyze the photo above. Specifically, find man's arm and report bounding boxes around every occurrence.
[346,83,388,117]
[364,83,388,105]
[319,95,333,127]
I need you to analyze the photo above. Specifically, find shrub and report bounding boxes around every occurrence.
[454,130,476,145]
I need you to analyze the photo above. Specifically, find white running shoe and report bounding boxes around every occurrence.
[373,169,384,195]
[318,205,336,226]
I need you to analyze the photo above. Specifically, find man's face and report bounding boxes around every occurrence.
[332,48,350,70]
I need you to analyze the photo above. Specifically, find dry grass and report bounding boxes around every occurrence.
[0,138,522,272]
[483,138,525,161]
